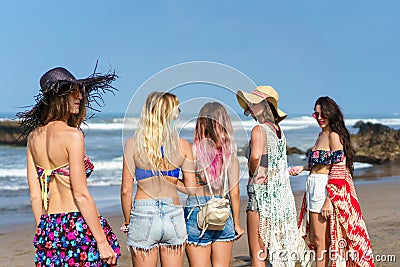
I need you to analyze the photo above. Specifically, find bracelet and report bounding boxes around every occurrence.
[120,223,129,233]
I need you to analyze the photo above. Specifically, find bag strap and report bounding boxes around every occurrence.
[203,169,215,197]
[203,164,228,198]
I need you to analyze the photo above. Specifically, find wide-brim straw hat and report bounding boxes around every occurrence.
[236,85,287,122]
[17,63,118,137]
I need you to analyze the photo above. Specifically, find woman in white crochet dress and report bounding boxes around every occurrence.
[237,86,300,267]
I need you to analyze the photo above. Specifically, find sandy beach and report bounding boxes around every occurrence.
[0,180,399,267]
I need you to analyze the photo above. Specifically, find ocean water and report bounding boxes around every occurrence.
[0,112,399,227]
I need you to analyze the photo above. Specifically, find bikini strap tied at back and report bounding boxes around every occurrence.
[39,169,53,210]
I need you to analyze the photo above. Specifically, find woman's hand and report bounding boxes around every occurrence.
[120,222,129,233]
[288,165,304,176]
[234,224,245,240]
[97,240,117,265]
[321,196,333,220]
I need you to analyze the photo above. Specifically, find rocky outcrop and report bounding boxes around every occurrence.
[237,143,305,157]
[352,121,400,164]
[0,120,26,146]
[238,121,400,165]
[287,146,305,155]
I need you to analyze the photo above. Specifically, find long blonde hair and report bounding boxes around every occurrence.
[134,91,180,170]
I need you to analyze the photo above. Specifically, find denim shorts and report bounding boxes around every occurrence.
[127,198,187,250]
[246,184,259,212]
[184,195,236,246]
[306,173,329,213]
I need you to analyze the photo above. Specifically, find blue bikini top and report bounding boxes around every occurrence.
[307,149,345,168]
[134,145,181,181]
[135,167,181,181]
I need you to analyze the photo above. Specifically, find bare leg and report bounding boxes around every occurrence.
[211,241,233,267]
[309,211,329,267]
[247,210,266,267]
[159,245,185,267]
[130,246,159,267]
[186,244,212,267]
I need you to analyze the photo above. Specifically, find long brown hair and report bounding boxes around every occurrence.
[41,84,87,128]
[18,83,87,137]
[315,96,355,174]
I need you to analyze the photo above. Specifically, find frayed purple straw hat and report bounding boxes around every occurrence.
[17,62,118,138]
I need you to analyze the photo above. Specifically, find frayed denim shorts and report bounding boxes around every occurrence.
[184,195,236,246]
[127,198,187,251]
[306,173,329,213]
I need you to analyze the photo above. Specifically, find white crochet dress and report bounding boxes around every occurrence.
[253,124,302,267]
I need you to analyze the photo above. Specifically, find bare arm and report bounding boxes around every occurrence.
[321,132,345,219]
[67,130,116,263]
[288,164,309,176]
[26,137,43,225]
[121,138,135,226]
[228,157,244,238]
[179,138,196,195]
[249,126,263,176]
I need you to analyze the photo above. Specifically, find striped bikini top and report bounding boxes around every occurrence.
[36,156,94,210]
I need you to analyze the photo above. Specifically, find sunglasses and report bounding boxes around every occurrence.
[244,104,254,116]
[70,86,84,98]
[312,111,326,119]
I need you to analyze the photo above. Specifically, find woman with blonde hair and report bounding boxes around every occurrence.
[184,102,244,267]
[18,66,120,266]
[121,91,196,267]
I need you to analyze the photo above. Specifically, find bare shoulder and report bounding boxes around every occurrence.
[65,127,84,141]
[251,125,262,133]
[329,131,343,150]
[60,128,84,151]
[26,131,35,150]
[124,137,135,147]
[123,137,136,155]
[179,137,190,148]
[251,125,264,140]
[27,130,36,144]
[251,125,263,135]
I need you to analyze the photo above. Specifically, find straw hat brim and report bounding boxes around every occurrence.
[236,90,287,121]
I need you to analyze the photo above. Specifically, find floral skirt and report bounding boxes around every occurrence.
[33,212,120,266]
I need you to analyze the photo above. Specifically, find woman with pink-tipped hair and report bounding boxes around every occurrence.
[184,102,244,267]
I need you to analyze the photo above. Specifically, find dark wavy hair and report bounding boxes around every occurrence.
[315,96,355,174]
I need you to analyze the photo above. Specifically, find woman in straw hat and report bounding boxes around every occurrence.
[120,91,196,267]
[184,102,245,267]
[237,86,302,267]
[17,65,121,266]
[290,96,373,267]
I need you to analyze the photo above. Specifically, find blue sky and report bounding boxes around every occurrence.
[1,0,399,117]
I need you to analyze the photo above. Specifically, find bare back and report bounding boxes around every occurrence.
[27,121,90,214]
[124,137,195,202]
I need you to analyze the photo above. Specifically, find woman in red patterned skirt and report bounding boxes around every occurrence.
[290,96,374,267]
